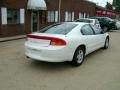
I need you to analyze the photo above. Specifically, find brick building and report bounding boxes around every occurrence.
[0,0,119,37]
[0,0,27,37]
[0,0,97,37]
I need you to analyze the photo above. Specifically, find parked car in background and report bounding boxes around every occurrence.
[25,22,109,66]
[90,17,117,31]
[115,20,120,30]
[75,18,101,29]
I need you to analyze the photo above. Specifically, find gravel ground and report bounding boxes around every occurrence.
[0,31,120,90]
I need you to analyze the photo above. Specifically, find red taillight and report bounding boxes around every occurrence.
[50,38,66,46]
[27,34,66,46]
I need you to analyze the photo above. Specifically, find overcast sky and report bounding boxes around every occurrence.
[88,0,113,7]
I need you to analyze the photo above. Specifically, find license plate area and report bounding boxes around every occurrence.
[28,38,50,46]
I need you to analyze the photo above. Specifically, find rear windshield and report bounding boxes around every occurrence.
[39,23,78,35]
[76,19,92,23]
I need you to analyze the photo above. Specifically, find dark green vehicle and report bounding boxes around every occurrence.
[90,17,117,31]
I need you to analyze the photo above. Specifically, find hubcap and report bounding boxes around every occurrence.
[76,50,84,63]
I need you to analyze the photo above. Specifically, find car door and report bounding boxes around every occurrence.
[90,24,106,49]
[81,24,97,54]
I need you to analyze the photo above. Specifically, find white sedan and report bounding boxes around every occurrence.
[25,22,109,66]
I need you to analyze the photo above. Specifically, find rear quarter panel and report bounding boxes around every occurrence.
[66,26,87,58]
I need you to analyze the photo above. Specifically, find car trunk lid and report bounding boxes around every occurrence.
[27,33,67,46]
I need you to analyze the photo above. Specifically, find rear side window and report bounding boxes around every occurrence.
[40,23,77,35]
[81,25,94,35]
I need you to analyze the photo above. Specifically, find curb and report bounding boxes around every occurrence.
[0,36,26,42]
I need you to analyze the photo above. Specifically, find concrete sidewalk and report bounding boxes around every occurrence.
[0,35,26,42]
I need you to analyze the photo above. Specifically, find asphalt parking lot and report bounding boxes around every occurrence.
[0,31,120,90]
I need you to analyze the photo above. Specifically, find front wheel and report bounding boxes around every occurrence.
[103,38,109,49]
[71,47,85,66]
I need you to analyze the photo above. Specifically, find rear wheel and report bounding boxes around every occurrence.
[71,47,85,66]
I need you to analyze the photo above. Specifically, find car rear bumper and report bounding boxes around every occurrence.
[25,42,73,62]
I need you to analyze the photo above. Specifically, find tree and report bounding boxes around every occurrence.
[106,2,113,10]
[112,0,120,12]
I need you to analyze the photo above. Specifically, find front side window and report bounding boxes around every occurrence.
[91,25,102,34]
[81,25,94,35]
[7,8,20,24]
[40,23,78,35]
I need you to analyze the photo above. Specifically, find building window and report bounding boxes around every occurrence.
[1,8,23,24]
[7,8,20,24]
[66,11,72,21]
[65,11,74,22]
[72,12,74,21]
[1,8,7,24]
[79,12,84,19]
[20,9,25,24]
[83,13,86,18]
[47,11,58,23]
[40,11,47,24]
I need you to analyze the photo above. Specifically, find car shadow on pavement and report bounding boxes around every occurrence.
[28,60,75,71]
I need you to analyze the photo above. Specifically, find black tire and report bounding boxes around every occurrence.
[71,47,85,66]
[103,38,109,49]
